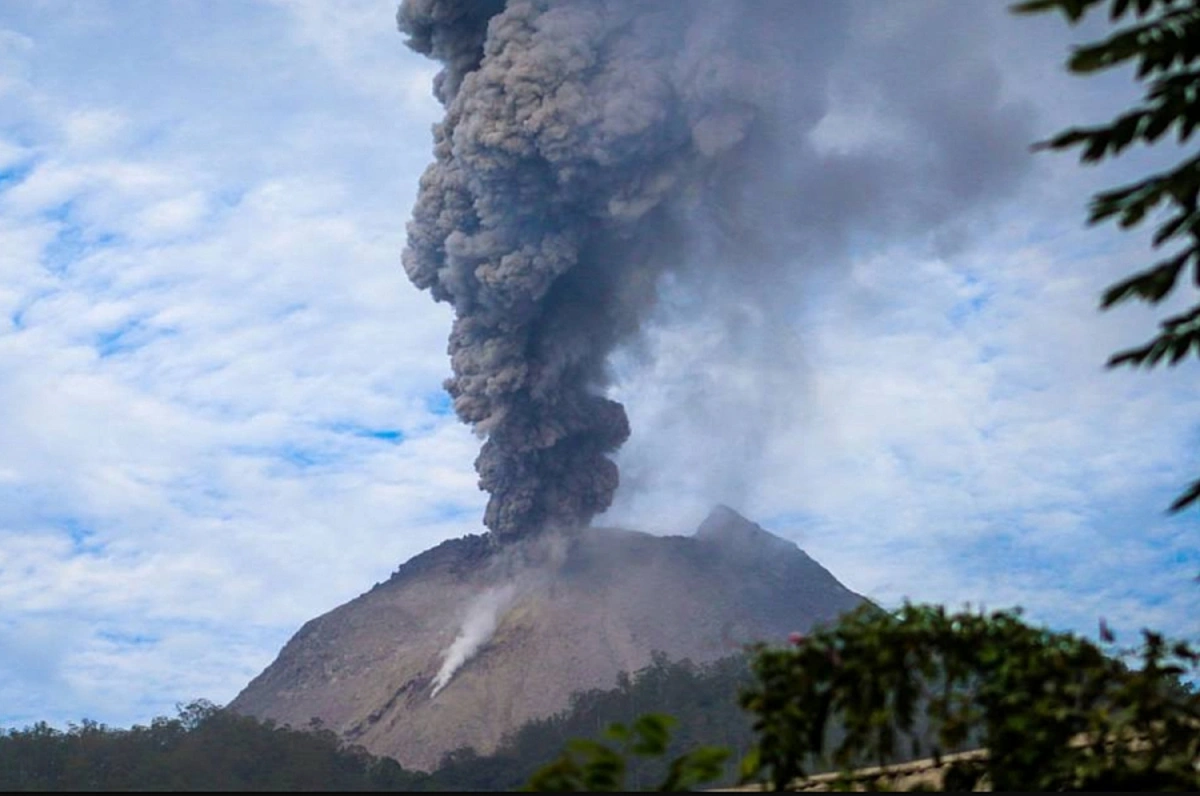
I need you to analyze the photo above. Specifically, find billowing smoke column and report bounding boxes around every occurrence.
[397,0,1033,542]
[398,0,829,540]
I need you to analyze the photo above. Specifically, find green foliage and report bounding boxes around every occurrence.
[0,700,424,791]
[423,652,756,791]
[739,603,1200,792]
[523,714,730,793]
[18,614,1190,792]
[1012,0,1200,510]
[0,654,754,792]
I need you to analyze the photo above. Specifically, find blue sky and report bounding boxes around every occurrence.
[0,0,1196,730]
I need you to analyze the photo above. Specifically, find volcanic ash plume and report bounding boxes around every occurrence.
[397,0,826,540]
[397,0,1033,542]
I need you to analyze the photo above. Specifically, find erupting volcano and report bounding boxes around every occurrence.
[232,0,1035,772]
[230,506,866,770]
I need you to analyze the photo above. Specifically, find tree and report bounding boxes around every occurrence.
[739,603,1200,792]
[523,713,730,792]
[1014,0,1200,510]
[524,604,1199,791]
[0,701,428,791]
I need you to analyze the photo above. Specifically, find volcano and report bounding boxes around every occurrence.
[228,506,864,771]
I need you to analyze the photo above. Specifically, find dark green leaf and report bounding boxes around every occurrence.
[1168,332,1194,363]
[1100,250,1190,307]
[1169,478,1200,511]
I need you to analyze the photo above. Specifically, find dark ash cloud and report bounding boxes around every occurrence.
[397,0,1034,542]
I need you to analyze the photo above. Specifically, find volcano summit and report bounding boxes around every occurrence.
[229,506,864,771]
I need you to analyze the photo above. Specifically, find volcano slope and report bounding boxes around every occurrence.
[228,506,864,771]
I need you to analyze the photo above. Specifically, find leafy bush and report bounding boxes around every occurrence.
[526,604,1198,791]
[740,603,1200,791]
[523,713,730,792]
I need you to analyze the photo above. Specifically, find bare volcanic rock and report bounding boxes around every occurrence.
[228,506,863,771]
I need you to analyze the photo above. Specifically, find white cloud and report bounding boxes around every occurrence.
[0,0,480,728]
[62,108,128,152]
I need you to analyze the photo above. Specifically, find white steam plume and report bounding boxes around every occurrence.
[431,584,517,697]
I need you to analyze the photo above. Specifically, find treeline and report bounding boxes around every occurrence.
[0,652,754,791]
[419,652,756,791]
[0,701,422,791]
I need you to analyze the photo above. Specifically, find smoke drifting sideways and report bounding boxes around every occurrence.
[397,0,1034,542]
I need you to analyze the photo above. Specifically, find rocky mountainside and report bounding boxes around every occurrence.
[228,506,864,771]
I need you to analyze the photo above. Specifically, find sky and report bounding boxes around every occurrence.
[0,0,1196,731]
